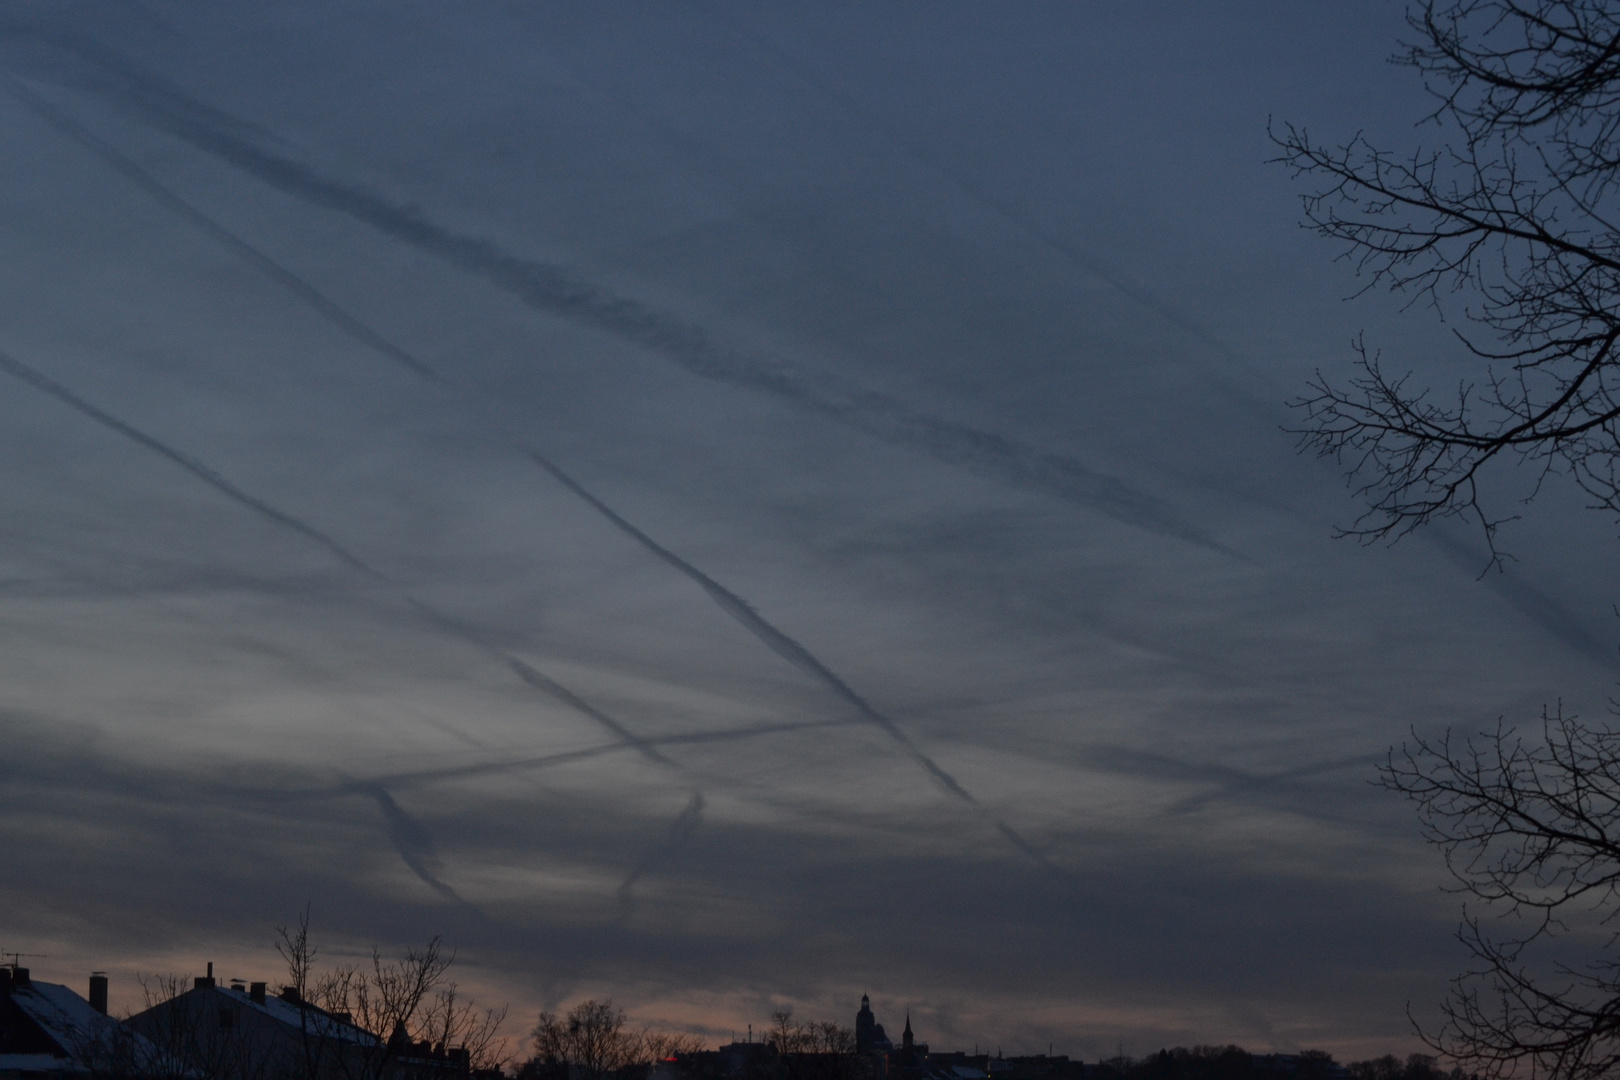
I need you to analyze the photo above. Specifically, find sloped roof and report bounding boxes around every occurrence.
[12,981,121,1049]
[195,984,379,1045]
[2,980,138,1075]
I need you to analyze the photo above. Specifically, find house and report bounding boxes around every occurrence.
[0,966,162,1079]
[125,967,375,1080]
[125,968,468,1080]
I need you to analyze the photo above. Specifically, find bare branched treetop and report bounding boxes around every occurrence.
[1274,0,1620,564]
[1382,710,1620,1080]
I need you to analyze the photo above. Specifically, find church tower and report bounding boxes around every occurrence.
[856,995,875,1053]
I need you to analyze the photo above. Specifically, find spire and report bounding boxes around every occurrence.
[902,1012,913,1047]
[856,994,876,1053]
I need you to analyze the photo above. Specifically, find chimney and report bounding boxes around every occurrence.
[89,973,108,1015]
[12,968,29,988]
[0,969,11,996]
[195,962,216,991]
[249,982,266,1005]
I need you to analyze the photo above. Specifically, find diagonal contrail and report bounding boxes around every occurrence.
[0,74,441,383]
[0,349,379,576]
[527,451,1062,871]
[697,3,1257,373]
[615,792,704,924]
[0,35,1236,557]
[362,783,475,908]
[0,348,671,772]
[0,59,1063,870]
[401,599,672,767]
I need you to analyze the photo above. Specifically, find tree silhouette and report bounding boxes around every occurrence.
[1278,3,1620,1078]
[1275,0,1620,565]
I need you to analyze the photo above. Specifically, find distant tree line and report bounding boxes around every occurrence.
[1094,1046,1477,1080]
[517,999,706,1080]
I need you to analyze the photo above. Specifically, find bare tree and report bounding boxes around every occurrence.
[420,983,512,1074]
[769,1011,810,1055]
[1382,708,1620,1079]
[1274,0,1620,565]
[761,1009,858,1080]
[1277,7,1620,1077]
[58,975,189,1080]
[805,1023,855,1056]
[273,908,496,1080]
[762,1011,854,1057]
[532,1000,636,1080]
[123,972,277,1080]
[528,1000,707,1080]
[638,1030,708,1063]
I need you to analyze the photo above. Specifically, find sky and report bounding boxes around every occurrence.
[1,0,1617,1064]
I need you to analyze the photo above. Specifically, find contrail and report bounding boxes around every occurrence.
[402,599,674,767]
[3,57,1069,867]
[0,36,1235,556]
[615,792,704,924]
[1424,526,1615,670]
[0,354,1053,868]
[0,74,441,383]
[0,349,671,771]
[363,784,473,907]
[528,452,1063,872]
[697,3,1257,375]
[353,718,860,791]
[0,349,379,576]
[0,83,1059,866]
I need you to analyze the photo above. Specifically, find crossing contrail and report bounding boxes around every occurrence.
[0,74,441,384]
[0,348,670,774]
[0,35,1236,556]
[527,451,1062,872]
[1,47,1065,870]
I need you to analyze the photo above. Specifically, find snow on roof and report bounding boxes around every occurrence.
[10,980,123,1055]
[205,984,379,1045]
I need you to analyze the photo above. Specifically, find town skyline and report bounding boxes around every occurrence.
[1,957,1456,1077]
[4,0,1615,1065]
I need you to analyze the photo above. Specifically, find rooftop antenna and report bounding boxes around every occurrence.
[2,952,45,968]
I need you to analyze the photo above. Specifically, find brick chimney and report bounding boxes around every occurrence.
[89,973,108,1015]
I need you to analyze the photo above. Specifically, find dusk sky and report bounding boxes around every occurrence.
[3,0,1617,1064]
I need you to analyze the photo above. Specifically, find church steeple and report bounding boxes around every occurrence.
[902,1012,913,1049]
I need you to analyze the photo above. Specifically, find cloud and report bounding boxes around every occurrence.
[0,346,692,781]
[616,792,705,923]
[527,452,1059,870]
[0,73,441,383]
[0,26,1236,558]
[362,784,474,908]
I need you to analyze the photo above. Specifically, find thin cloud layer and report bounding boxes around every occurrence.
[0,0,1614,1062]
